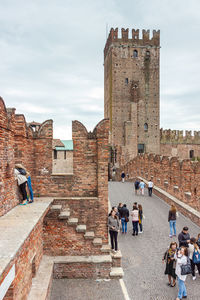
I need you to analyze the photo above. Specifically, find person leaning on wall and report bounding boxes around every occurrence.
[14,164,28,205]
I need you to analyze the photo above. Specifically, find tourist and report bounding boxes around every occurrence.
[139,180,145,195]
[197,233,200,248]
[138,204,143,233]
[168,204,177,238]
[113,206,120,218]
[121,171,125,183]
[175,247,189,300]
[134,179,140,195]
[131,204,139,236]
[188,237,200,280]
[26,171,34,203]
[119,204,129,234]
[117,203,123,216]
[178,227,190,248]
[162,241,177,287]
[14,164,28,205]
[147,179,154,196]
[108,209,119,252]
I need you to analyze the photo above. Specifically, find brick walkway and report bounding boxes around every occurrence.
[50,182,200,300]
[109,182,200,300]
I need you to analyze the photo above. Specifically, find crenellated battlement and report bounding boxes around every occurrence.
[104,27,160,59]
[160,128,200,144]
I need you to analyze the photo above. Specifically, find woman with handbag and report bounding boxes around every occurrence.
[190,238,200,280]
[175,247,189,300]
[108,209,120,252]
[162,242,177,287]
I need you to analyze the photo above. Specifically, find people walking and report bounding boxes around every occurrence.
[147,179,154,196]
[168,204,177,238]
[178,227,190,248]
[108,209,119,252]
[162,242,177,287]
[138,204,143,233]
[131,204,139,236]
[14,164,28,205]
[119,204,129,234]
[134,179,140,195]
[188,237,200,280]
[121,171,125,183]
[175,247,189,300]
[139,180,145,196]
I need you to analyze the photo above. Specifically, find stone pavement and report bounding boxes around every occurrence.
[50,182,200,300]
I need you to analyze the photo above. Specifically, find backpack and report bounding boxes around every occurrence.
[192,249,200,264]
[17,168,26,176]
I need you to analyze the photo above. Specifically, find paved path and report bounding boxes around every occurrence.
[50,182,200,300]
[110,182,200,300]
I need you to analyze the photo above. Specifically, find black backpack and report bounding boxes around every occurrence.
[17,168,26,176]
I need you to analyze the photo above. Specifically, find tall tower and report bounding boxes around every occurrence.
[104,28,160,166]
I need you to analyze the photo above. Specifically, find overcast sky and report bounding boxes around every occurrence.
[0,0,200,139]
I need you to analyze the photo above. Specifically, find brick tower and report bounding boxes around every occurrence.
[104,28,160,167]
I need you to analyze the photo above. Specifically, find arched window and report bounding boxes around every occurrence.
[146,50,150,57]
[144,123,148,131]
[133,50,138,58]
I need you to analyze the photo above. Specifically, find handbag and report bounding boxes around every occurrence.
[192,250,200,264]
[125,216,129,222]
[181,257,192,275]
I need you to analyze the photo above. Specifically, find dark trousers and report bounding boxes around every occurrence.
[148,187,153,196]
[190,259,200,276]
[139,222,143,232]
[132,221,139,235]
[109,230,118,250]
[19,182,27,201]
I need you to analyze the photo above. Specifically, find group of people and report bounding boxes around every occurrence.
[134,178,154,196]
[163,203,200,300]
[14,164,34,205]
[108,202,144,252]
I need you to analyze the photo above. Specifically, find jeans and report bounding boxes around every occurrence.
[109,230,118,250]
[132,221,139,235]
[169,220,176,236]
[121,218,127,233]
[148,187,152,196]
[177,277,187,299]
[27,176,34,201]
[139,222,143,232]
[190,258,200,276]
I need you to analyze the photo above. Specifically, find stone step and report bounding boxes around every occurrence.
[51,205,62,211]
[110,267,124,278]
[84,231,95,239]
[58,210,70,220]
[101,244,111,253]
[93,238,102,246]
[68,218,78,225]
[76,224,87,233]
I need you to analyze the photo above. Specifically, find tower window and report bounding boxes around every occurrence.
[146,51,150,57]
[144,123,148,131]
[138,144,145,154]
[133,50,138,58]
[189,150,194,159]
[54,150,57,159]
[125,78,128,84]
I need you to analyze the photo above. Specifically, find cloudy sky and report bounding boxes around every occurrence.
[0,0,199,139]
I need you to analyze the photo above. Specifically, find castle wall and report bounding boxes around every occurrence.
[0,97,109,218]
[120,154,200,212]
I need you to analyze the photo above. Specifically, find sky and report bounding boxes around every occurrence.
[0,0,200,139]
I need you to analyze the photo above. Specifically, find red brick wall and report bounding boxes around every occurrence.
[1,216,45,300]
[0,97,109,220]
[120,154,200,211]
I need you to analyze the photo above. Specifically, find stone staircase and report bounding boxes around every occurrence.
[47,203,123,278]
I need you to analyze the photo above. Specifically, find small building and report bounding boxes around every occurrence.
[52,139,73,174]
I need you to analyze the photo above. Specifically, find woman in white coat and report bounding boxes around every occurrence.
[175,247,188,300]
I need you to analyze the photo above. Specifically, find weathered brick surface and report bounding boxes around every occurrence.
[1,218,44,300]
[119,154,200,211]
[53,262,111,279]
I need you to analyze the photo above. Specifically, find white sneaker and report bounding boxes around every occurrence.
[192,276,196,280]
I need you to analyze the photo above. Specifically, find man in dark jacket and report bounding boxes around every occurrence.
[119,204,129,234]
[178,227,190,247]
